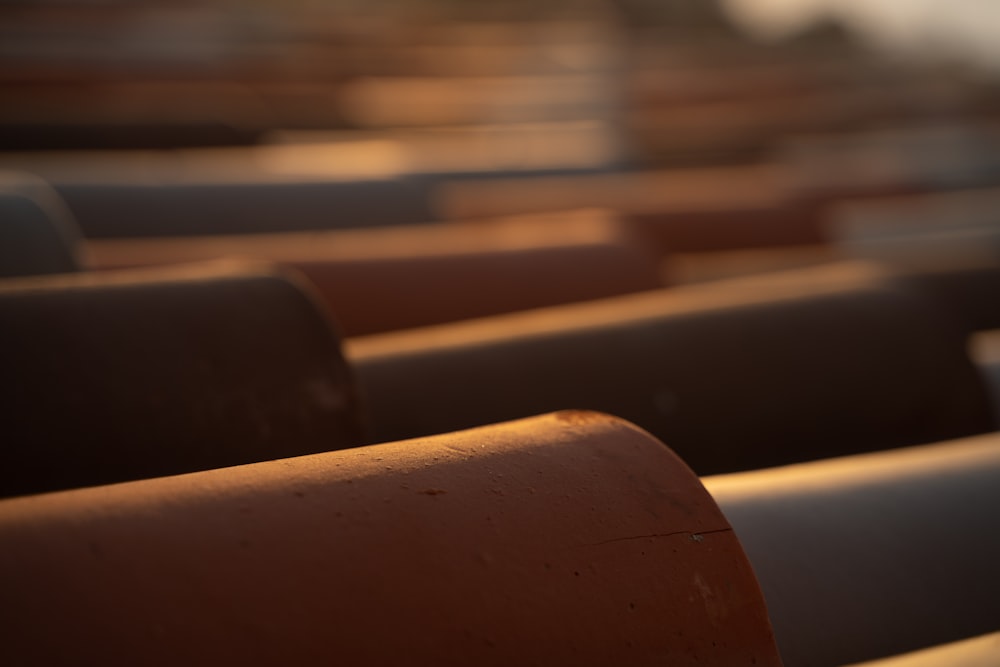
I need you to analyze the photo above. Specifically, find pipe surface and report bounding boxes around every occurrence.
[87,210,663,336]
[57,178,437,238]
[0,412,781,666]
[349,263,994,473]
[0,171,84,277]
[435,164,815,253]
[704,433,1000,667]
[0,260,364,497]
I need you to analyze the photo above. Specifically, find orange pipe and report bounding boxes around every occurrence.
[87,211,664,336]
[0,412,781,666]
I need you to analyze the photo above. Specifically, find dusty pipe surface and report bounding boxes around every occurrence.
[0,260,364,497]
[0,412,781,666]
[0,171,84,278]
[349,263,994,474]
[704,433,1000,667]
[86,210,663,336]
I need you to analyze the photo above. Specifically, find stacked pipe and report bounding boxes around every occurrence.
[2,173,1000,667]
[4,4,1000,664]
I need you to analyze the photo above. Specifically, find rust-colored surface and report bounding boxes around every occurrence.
[349,262,995,473]
[0,412,781,666]
[435,164,812,253]
[87,210,663,336]
[0,260,365,497]
[435,163,934,255]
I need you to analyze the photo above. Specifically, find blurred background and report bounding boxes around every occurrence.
[3,0,1000,323]
[4,0,1000,158]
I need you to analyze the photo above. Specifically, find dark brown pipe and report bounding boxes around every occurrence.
[56,178,436,238]
[0,260,364,498]
[666,247,1000,335]
[892,260,1000,333]
[0,171,84,278]
[0,412,781,666]
[349,263,994,474]
[704,432,1000,667]
[435,164,816,253]
[87,210,664,336]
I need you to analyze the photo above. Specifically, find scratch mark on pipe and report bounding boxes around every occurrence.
[580,527,732,548]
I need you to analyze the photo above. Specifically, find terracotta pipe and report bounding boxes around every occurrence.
[348,262,994,474]
[0,81,271,150]
[437,123,998,252]
[0,130,614,239]
[56,178,437,238]
[842,632,1000,667]
[0,412,782,666]
[836,224,1000,270]
[971,331,1000,422]
[666,248,1000,334]
[828,186,1000,246]
[630,59,873,108]
[704,432,1000,667]
[824,187,1000,332]
[892,260,1000,334]
[778,126,1000,203]
[821,188,1000,332]
[0,171,84,277]
[626,87,901,166]
[438,169,930,255]
[336,74,613,127]
[664,245,840,285]
[86,210,663,336]
[0,120,264,151]
[0,260,364,498]
[0,120,616,180]
[435,164,818,253]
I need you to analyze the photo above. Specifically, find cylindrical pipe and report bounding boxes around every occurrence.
[0,412,781,666]
[893,261,1000,334]
[87,210,664,337]
[704,432,1000,667]
[434,164,815,253]
[349,262,994,474]
[0,260,365,498]
[56,179,437,238]
[0,171,84,278]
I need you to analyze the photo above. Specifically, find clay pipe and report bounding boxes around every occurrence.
[348,262,994,474]
[86,210,664,337]
[704,432,1000,667]
[56,177,436,238]
[0,411,782,666]
[435,163,821,253]
[0,171,85,278]
[0,259,364,498]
